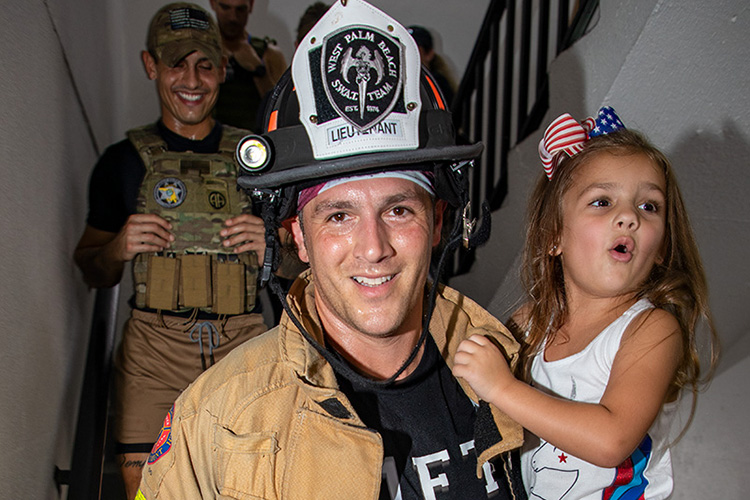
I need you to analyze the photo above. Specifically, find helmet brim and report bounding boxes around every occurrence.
[238,142,482,190]
[238,110,483,190]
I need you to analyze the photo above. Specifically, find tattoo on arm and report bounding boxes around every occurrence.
[117,456,146,469]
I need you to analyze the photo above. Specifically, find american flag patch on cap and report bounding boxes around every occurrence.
[169,7,210,31]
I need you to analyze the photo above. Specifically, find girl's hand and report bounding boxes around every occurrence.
[453,334,516,404]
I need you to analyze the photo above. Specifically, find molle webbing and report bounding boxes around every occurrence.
[129,124,258,314]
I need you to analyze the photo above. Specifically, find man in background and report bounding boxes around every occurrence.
[408,25,458,107]
[295,1,329,46]
[210,0,287,130]
[74,4,269,497]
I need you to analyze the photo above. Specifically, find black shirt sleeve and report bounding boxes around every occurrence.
[86,139,145,233]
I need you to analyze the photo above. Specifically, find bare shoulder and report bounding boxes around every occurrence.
[624,306,681,345]
[263,43,287,82]
[616,305,682,371]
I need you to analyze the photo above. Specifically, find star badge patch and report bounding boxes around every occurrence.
[153,177,186,208]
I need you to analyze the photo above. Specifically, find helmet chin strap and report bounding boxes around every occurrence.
[264,199,491,388]
[258,196,281,287]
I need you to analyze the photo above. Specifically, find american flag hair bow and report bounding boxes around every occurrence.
[539,106,625,179]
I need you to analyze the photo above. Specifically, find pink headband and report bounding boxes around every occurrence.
[296,170,436,213]
[538,106,625,180]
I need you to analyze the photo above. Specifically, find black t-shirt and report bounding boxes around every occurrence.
[86,120,224,233]
[333,335,511,500]
[214,57,265,132]
[214,35,266,132]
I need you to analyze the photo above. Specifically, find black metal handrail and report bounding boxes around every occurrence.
[56,286,120,499]
[451,0,599,274]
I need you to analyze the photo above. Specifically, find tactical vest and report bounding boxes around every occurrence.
[129,124,257,315]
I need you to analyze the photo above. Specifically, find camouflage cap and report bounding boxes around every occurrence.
[147,2,223,68]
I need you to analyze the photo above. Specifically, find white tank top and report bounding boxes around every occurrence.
[521,299,676,500]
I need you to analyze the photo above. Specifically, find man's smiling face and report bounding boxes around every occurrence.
[144,49,225,133]
[291,176,444,342]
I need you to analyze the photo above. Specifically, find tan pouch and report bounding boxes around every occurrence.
[212,259,245,315]
[180,254,212,308]
[146,254,179,310]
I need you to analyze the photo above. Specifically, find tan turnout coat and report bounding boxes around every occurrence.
[138,271,523,499]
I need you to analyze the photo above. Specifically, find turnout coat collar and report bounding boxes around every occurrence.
[281,271,524,472]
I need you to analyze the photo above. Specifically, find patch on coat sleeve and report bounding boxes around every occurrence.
[473,400,503,455]
[147,406,174,464]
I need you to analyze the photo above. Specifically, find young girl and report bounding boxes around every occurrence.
[453,107,719,499]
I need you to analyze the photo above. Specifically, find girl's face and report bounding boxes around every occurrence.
[557,152,667,304]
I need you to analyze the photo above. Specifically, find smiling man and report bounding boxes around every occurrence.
[137,1,525,499]
[73,4,273,498]
[291,174,443,382]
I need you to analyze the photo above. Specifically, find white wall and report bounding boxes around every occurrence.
[452,0,750,497]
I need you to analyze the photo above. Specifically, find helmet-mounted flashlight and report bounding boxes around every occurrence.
[236,135,272,173]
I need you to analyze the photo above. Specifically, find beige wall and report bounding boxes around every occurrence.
[0,2,99,498]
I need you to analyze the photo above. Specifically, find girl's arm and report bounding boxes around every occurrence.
[453,308,682,467]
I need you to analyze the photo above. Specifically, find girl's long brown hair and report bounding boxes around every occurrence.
[518,129,719,406]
